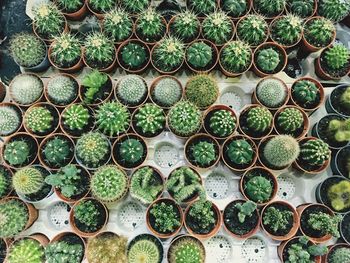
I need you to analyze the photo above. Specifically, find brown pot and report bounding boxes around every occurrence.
[146,198,184,239]
[131,106,166,138]
[240,166,278,206]
[269,16,303,49]
[293,137,330,174]
[261,201,299,241]
[115,76,148,108]
[236,15,269,48]
[0,102,23,137]
[0,81,6,102]
[167,15,201,44]
[82,46,117,73]
[51,231,86,261]
[55,0,88,20]
[29,233,50,246]
[273,105,309,139]
[252,76,289,111]
[290,77,325,112]
[252,42,287,77]
[150,43,185,75]
[78,74,113,106]
[184,200,222,239]
[48,44,84,73]
[0,165,13,200]
[323,243,350,263]
[33,17,69,43]
[135,16,168,45]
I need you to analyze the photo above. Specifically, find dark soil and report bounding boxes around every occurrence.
[262,203,293,236]
[336,146,350,178]
[62,106,95,137]
[317,176,346,213]
[74,200,106,233]
[329,86,350,116]
[320,50,350,78]
[222,137,256,170]
[80,77,112,105]
[239,108,271,138]
[185,136,219,168]
[254,44,286,74]
[22,166,52,202]
[300,205,330,238]
[185,204,218,235]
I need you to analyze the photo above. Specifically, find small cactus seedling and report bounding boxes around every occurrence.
[152,77,182,108]
[13,167,44,195]
[46,75,78,105]
[246,106,273,134]
[186,41,213,70]
[24,106,54,134]
[10,74,43,105]
[0,105,21,136]
[118,138,146,166]
[256,47,281,73]
[7,238,45,262]
[226,139,254,166]
[3,140,31,167]
[62,104,91,131]
[168,236,205,263]
[276,107,304,134]
[237,15,268,46]
[292,80,320,108]
[117,75,147,106]
[245,175,273,203]
[299,139,331,166]
[134,103,165,136]
[102,8,133,43]
[190,140,218,167]
[136,8,166,43]
[256,78,287,108]
[208,109,236,137]
[202,11,233,45]
[170,11,200,42]
[41,137,73,167]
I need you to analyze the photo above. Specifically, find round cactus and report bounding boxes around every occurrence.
[47,75,78,105]
[300,139,331,166]
[13,167,44,195]
[226,139,254,165]
[128,238,161,263]
[190,141,217,167]
[208,109,236,137]
[277,108,304,133]
[25,106,53,133]
[63,104,91,131]
[324,44,350,71]
[256,78,287,108]
[168,236,205,263]
[152,77,182,107]
[246,106,273,133]
[117,75,147,106]
[134,103,165,136]
[4,140,30,166]
[0,106,20,136]
[256,47,280,72]
[10,74,43,105]
[42,137,72,167]
[7,238,45,262]
[119,138,145,164]
[245,175,273,203]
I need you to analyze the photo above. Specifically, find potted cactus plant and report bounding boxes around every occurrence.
[341,211,350,244]
[127,234,163,263]
[185,133,220,169]
[150,76,183,109]
[112,134,147,169]
[0,165,13,200]
[55,0,87,20]
[332,145,350,178]
[86,0,116,18]
[220,0,251,18]
[115,75,148,108]
[324,243,350,263]
[185,39,218,73]
[102,8,133,44]
[186,0,217,16]
[135,8,166,44]
[252,0,286,18]
[290,78,324,111]
[130,166,164,206]
[202,11,234,46]
[236,14,269,47]
[168,11,201,43]
[167,235,205,263]
[274,106,309,138]
[326,84,350,117]
[121,0,150,14]
[45,74,79,107]
[286,0,316,18]
[318,0,350,23]
[0,102,22,137]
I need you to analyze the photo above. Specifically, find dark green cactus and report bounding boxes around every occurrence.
[190,141,217,167]
[277,108,304,133]
[119,138,145,164]
[3,140,30,166]
[256,47,281,73]
[246,106,273,133]
[226,139,254,165]
[42,137,72,167]
[245,175,273,203]
[208,109,236,137]
[292,80,319,107]
[300,139,331,166]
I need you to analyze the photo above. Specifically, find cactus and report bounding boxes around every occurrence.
[277,108,304,133]
[76,132,110,168]
[119,138,145,164]
[130,166,163,205]
[190,141,217,167]
[186,41,213,69]
[0,199,28,238]
[127,236,161,263]
[256,78,287,108]
[121,41,148,70]
[47,75,78,105]
[63,104,91,131]
[73,200,101,232]
[263,135,300,168]
[324,44,350,71]
[56,0,84,13]
[188,200,216,232]
[0,166,11,198]
[152,77,182,107]
[7,238,45,263]
[88,0,115,13]
[328,180,350,211]
[246,106,273,133]
[42,137,72,167]
[91,165,128,203]
[121,0,149,13]
[318,0,350,23]
[170,11,200,42]
[185,75,218,109]
[82,70,109,104]
[188,0,217,15]
[226,139,254,165]
[136,8,165,42]
[307,212,342,238]
[340,87,350,111]
[253,0,286,18]
[10,74,43,105]
[256,47,281,73]
[25,106,53,133]
[303,17,335,48]
[168,236,205,263]
[220,41,252,73]
[117,75,147,106]
[134,103,165,136]
[50,33,81,68]
[270,15,303,46]
[245,175,273,203]
[292,80,319,107]
[202,11,233,45]
[328,119,350,142]
[208,109,236,137]
[9,33,46,68]
[0,105,20,136]
[235,201,257,223]
[263,206,293,233]
[222,0,248,17]
[103,8,133,43]
[237,15,268,46]
[45,240,84,263]
[300,139,331,166]
[286,237,328,263]
[287,0,314,17]
[3,140,30,166]
[329,247,350,263]
[150,201,181,233]
[168,101,201,137]
[13,167,44,195]
[95,102,130,137]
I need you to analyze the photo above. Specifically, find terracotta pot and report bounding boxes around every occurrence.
[29,233,50,246]
[150,43,185,75]
[55,0,88,20]
[0,102,23,137]
[261,201,299,241]
[48,44,84,73]
[146,198,183,239]
[0,165,13,200]
[167,15,201,44]
[85,0,114,19]
[135,16,168,45]
[51,231,86,261]
[167,235,206,262]
[323,243,350,263]
[236,15,269,48]
[0,81,6,102]
[219,0,252,19]
[82,46,117,73]
[252,42,287,77]
[273,105,309,139]
[114,76,148,108]
[131,106,166,138]
[33,17,69,43]
[78,74,113,106]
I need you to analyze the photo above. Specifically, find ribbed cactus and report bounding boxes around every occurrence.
[128,237,161,263]
[246,106,273,133]
[277,108,304,133]
[152,77,182,107]
[25,106,53,133]
[62,104,90,131]
[253,0,286,17]
[134,103,165,136]
[103,8,133,43]
[117,75,147,106]
[7,238,45,263]
[288,0,314,17]
[0,167,11,198]
[186,41,213,69]
[190,141,217,167]
[47,75,78,105]
[292,80,319,107]
[226,139,254,165]
[300,139,331,166]
[328,180,350,211]
[304,17,335,47]
[256,78,287,108]
[42,137,72,167]
[222,0,248,16]
[0,199,28,238]
[245,175,273,203]
[0,106,20,136]
[185,75,218,109]
[263,135,300,168]
[91,165,128,203]
[10,74,43,105]
[202,11,233,45]
[3,140,30,166]
[270,15,303,46]
[237,15,268,46]
[324,44,350,70]
[208,109,236,137]
[13,167,44,195]
[170,11,200,42]
[168,236,205,263]
[329,247,350,263]
[318,0,350,23]
[220,41,252,73]
[119,138,145,164]
[45,240,84,263]
[256,47,280,72]
[136,8,166,42]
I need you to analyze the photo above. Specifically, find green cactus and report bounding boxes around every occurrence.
[237,15,268,46]
[73,200,102,232]
[134,103,165,136]
[256,78,287,108]
[0,166,11,198]
[88,0,115,13]
[299,139,331,166]
[187,200,216,232]
[76,132,110,168]
[103,8,133,43]
[42,137,72,167]
[152,77,182,107]
[0,105,20,136]
[121,0,150,13]
[263,135,300,168]
[286,237,328,263]
[190,141,217,167]
[168,101,202,137]
[188,0,217,15]
[270,15,303,46]
[0,199,28,238]
[263,206,293,233]
[185,75,218,109]
[328,180,350,211]
[63,104,91,131]
[303,17,335,48]
[186,41,213,69]
[329,247,350,263]
[7,238,45,263]
[96,102,130,137]
[82,70,109,104]
[150,201,181,233]
[170,11,200,42]
[202,11,233,45]
[327,119,350,142]
[208,109,236,137]
[318,0,350,22]
[25,106,53,133]
[127,236,162,263]
[56,0,84,13]
[246,106,273,133]
[119,138,145,165]
[340,87,350,111]
[3,140,30,166]
[226,139,254,165]
[292,80,319,108]
[13,167,44,195]
[324,44,350,71]
[253,0,286,18]
[136,8,166,43]
[50,33,81,68]
[91,165,128,203]
[120,41,149,70]
[130,166,163,205]
[222,0,249,17]
[235,201,257,223]
[307,212,342,238]
[45,240,84,263]
[220,41,252,74]
[168,236,205,263]
[277,108,304,133]
[256,47,281,73]
[287,0,315,17]
[47,75,78,105]
[245,175,273,203]
[117,75,147,106]
[10,74,43,105]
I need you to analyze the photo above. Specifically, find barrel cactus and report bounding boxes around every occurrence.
[62,104,91,131]
[47,75,78,105]
[42,137,72,167]
[190,140,217,167]
[185,75,218,109]
[168,236,205,263]
[202,11,233,45]
[3,140,30,166]
[152,77,182,107]
[277,108,304,133]
[256,78,287,108]
[186,41,213,69]
[246,106,273,133]
[256,47,281,72]
[119,138,145,165]
[292,80,319,107]
[7,238,45,263]
[170,11,200,42]
[208,109,236,137]
[13,167,44,195]
[127,236,162,263]
[245,175,273,203]
[222,0,248,17]
[25,106,53,133]
[10,74,43,105]
[117,75,147,106]
[324,44,350,71]
[299,139,331,166]
[134,103,165,136]
[226,139,254,165]
[0,167,11,198]
[0,106,20,136]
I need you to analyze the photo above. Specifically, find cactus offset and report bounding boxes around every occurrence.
[300,139,331,166]
[0,106,20,136]
[63,104,90,131]
[117,75,147,106]
[208,109,236,137]
[10,74,43,105]
[185,75,218,109]
[25,106,53,133]
[152,77,182,107]
[226,139,254,165]
[256,78,287,108]
[246,106,273,133]
[13,167,44,195]
[4,140,30,166]
[47,75,78,105]
[277,108,304,133]
[134,103,165,136]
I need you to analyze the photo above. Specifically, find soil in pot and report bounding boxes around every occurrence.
[185,201,218,235]
[262,203,294,237]
[80,77,112,105]
[328,85,350,117]
[61,105,95,137]
[74,200,107,233]
[334,146,350,178]
[341,212,350,243]
[300,205,331,239]
[0,238,6,263]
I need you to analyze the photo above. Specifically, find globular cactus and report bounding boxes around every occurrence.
[0,106,20,136]
[4,140,30,166]
[13,167,44,195]
[0,167,11,198]
[237,15,268,46]
[190,141,217,167]
[121,0,150,13]
[103,8,133,43]
[245,175,273,203]
[328,180,350,211]
[25,106,53,133]
[202,11,233,45]
[220,41,252,73]
[292,80,319,107]
[62,104,90,131]
[329,247,350,263]
[263,135,300,168]
[185,75,218,109]
[117,75,147,106]
[256,47,280,72]
[304,17,335,47]
[136,8,165,42]
[288,0,314,17]
[222,0,248,17]
[121,42,148,69]
[188,0,217,15]
[277,108,304,133]
[134,103,165,136]
[42,137,72,166]
[246,106,273,133]
[152,77,182,107]
[47,75,78,105]
[45,240,84,263]
[253,0,286,17]
[324,44,350,70]
[226,139,254,165]
[10,74,43,105]
[7,238,45,263]
[318,0,350,23]
[208,109,236,137]
[119,138,145,164]
[186,41,213,69]
[50,33,81,68]
[300,139,331,166]
[170,11,200,41]
[270,15,303,46]
[128,237,161,263]
[256,78,287,108]
[168,236,205,263]
[340,87,350,111]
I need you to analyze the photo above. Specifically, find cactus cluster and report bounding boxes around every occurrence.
[50,33,81,68]
[96,101,130,137]
[220,41,252,74]
[271,15,303,46]
[73,200,102,232]
[237,15,268,46]
[13,167,44,195]
[150,201,181,233]
[318,0,350,22]
[118,138,145,165]
[170,11,200,42]
[186,41,213,69]
[136,8,166,42]
[88,0,115,14]
[42,137,72,167]
[82,70,109,104]
[134,103,165,136]
[10,74,43,105]
[287,0,315,17]
[24,106,53,134]
[202,11,233,45]
[253,0,286,18]
[117,75,147,106]
[45,240,84,263]
[127,235,162,263]
[0,166,11,198]
[188,200,216,232]
[0,199,28,238]
[7,238,45,263]
[299,139,331,166]
[245,174,273,203]
[0,105,20,136]
[256,47,281,73]
[246,106,273,133]
[328,119,350,142]
[329,247,350,263]
[121,41,149,70]
[226,139,254,166]
[307,211,342,238]
[185,75,218,109]
[256,78,287,108]
[222,0,248,17]
[63,104,91,131]
[3,140,31,167]
[190,140,217,167]
[47,75,78,105]
[277,107,304,134]
[303,17,335,48]
[340,87,350,111]
[292,80,319,108]
[103,8,133,43]
[208,109,236,137]
[324,44,350,71]
[152,77,182,107]
[188,0,217,15]
[168,236,205,263]
[263,206,293,233]
[121,0,149,13]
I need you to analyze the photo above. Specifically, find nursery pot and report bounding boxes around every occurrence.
[82,46,117,73]
[55,0,88,20]
[150,43,185,75]
[269,16,303,49]
[0,102,23,137]
[167,14,201,44]
[325,83,350,118]
[331,145,350,178]
[340,211,350,245]
[51,231,86,261]
[78,74,113,106]
[323,243,350,263]
[48,44,84,73]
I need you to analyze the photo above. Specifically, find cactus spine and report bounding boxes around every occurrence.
[256,78,287,108]
[134,103,165,136]
[117,75,147,106]
[47,75,78,105]
[0,106,20,136]
[277,108,304,133]
[208,109,236,137]
[152,77,182,107]
[10,74,43,105]
[246,106,273,133]
[25,106,53,133]
[300,139,331,166]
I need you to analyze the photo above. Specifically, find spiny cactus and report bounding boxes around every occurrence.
[3,140,30,166]
[168,236,205,263]
[103,8,133,43]
[256,47,281,73]
[245,175,273,203]
[329,247,350,263]
[91,165,128,203]
[73,200,102,232]
[0,199,28,238]
[56,0,84,13]
[0,166,11,198]
[42,137,72,167]
[117,75,147,106]
[208,109,236,137]
[0,105,20,136]
[152,77,182,107]
[185,75,218,109]
[300,139,331,166]
[270,15,303,46]
[13,167,44,195]
[150,201,181,233]
[246,106,273,133]
[277,108,304,133]
[127,236,161,263]
[202,11,233,45]
[121,41,149,70]
[50,33,81,68]
[188,0,217,15]
[292,80,319,108]
[25,106,53,134]
[307,212,342,238]
[47,75,78,105]
[168,101,201,137]
[170,11,200,42]
[121,0,150,13]
[96,102,130,137]
[222,0,249,17]
[328,180,350,211]
[63,104,91,131]
[220,41,252,74]
[7,238,45,263]
[136,8,166,43]
[119,138,145,165]
[287,0,315,17]
[263,135,300,168]
[76,132,110,168]
[187,200,216,233]
[234,200,257,223]
[190,141,217,167]
[237,15,268,46]
[318,0,350,22]
[134,103,165,136]
[186,41,213,69]
[253,0,286,18]
[256,78,287,108]
[328,119,350,142]
[303,17,335,48]
[45,240,84,263]
[226,139,254,165]
[324,44,350,71]
[10,74,43,105]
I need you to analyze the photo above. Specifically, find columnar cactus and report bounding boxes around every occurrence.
[168,237,205,263]
[3,140,30,166]
[263,135,300,168]
[10,74,43,105]
[0,106,20,136]
[152,77,182,107]
[324,44,350,71]
[245,175,273,203]
[134,103,165,136]
[190,141,217,167]
[42,137,72,167]
[117,75,147,106]
[246,106,273,133]
[13,167,44,195]
[299,139,331,166]
[256,78,287,108]
[226,139,254,165]
[119,138,145,164]
[208,109,236,137]
[292,80,319,107]
[47,75,78,105]
[7,238,45,263]
[62,104,90,131]
[277,108,304,133]
[256,47,281,72]
[25,106,53,133]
